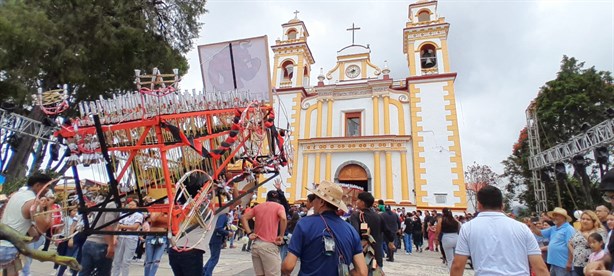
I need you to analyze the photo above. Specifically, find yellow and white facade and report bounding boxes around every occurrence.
[269,0,467,210]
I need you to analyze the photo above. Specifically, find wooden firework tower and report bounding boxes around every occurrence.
[30,67,292,250]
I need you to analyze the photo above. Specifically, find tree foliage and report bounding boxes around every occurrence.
[536,56,614,148]
[0,0,207,104]
[0,0,207,180]
[502,56,614,212]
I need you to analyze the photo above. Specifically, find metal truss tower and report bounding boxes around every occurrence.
[0,108,55,141]
[525,102,548,214]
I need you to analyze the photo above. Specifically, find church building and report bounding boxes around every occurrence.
[266,0,466,210]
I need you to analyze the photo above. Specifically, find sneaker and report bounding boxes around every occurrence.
[405,252,409,255]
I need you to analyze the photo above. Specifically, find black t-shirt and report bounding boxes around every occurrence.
[412,218,423,235]
[404,218,413,234]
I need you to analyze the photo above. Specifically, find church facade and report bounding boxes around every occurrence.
[264,0,467,210]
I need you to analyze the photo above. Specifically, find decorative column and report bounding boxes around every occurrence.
[301,155,309,199]
[383,96,390,135]
[325,153,332,181]
[400,152,410,203]
[316,100,323,137]
[326,99,333,137]
[372,96,380,135]
[373,152,381,199]
[314,153,321,184]
[385,151,393,202]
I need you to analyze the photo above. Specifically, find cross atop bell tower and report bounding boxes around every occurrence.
[346,23,361,45]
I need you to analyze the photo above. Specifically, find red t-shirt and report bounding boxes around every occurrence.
[249,201,285,243]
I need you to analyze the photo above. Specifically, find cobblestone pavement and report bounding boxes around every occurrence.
[29,245,474,275]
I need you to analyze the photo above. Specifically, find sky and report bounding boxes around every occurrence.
[178,0,614,176]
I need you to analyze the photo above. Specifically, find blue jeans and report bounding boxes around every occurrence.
[168,248,204,276]
[79,241,113,276]
[280,244,288,261]
[22,236,45,275]
[0,245,19,264]
[144,236,167,276]
[403,233,412,253]
[57,245,79,276]
[203,242,222,276]
[550,265,571,276]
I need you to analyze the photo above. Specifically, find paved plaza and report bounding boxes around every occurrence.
[28,245,474,276]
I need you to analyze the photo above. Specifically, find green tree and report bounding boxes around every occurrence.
[502,56,614,212]
[536,56,614,148]
[0,0,207,180]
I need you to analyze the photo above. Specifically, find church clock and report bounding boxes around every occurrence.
[345,65,361,79]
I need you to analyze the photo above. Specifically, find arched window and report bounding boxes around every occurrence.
[418,10,431,22]
[287,29,298,40]
[281,60,294,80]
[420,44,437,69]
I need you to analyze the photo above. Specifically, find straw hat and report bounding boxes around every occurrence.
[547,207,572,222]
[306,180,348,213]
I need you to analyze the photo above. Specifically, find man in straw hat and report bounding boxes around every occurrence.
[527,207,575,276]
[281,180,367,276]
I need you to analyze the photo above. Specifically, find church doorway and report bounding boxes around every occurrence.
[336,163,370,192]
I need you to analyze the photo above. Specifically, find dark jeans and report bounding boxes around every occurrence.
[382,241,396,262]
[57,245,79,276]
[168,248,205,276]
[78,241,113,276]
[203,243,222,276]
[55,240,68,269]
[573,266,585,276]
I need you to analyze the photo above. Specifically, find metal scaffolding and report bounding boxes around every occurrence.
[526,100,614,213]
[0,108,55,141]
[525,102,548,213]
[529,118,614,170]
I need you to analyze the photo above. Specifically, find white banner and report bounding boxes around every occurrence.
[198,35,272,103]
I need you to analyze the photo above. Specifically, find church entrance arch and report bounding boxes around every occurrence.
[335,161,371,192]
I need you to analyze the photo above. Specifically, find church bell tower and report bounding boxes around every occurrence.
[404,0,467,210]
[271,11,315,88]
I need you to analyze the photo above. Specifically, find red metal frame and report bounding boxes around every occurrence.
[57,105,272,213]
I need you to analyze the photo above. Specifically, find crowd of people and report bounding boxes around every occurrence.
[3,169,614,276]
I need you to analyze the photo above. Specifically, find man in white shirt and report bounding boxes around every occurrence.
[0,173,53,276]
[450,186,549,276]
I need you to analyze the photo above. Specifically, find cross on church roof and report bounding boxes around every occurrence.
[346,23,361,45]
[293,10,299,19]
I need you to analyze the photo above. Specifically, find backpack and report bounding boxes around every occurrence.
[357,212,385,276]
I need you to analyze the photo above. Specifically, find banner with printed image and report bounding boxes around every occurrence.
[198,35,272,103]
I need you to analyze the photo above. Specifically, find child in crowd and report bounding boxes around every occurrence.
[587,232,607,263]
[584,232,610,276]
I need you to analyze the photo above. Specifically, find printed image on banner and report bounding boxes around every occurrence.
[198,35,272,103]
